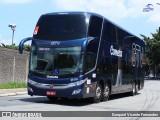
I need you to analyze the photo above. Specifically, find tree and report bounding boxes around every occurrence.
[141,29,160,77]
[24,44,31,51]
[0,43,30,52]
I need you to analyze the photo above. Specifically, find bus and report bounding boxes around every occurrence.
[19,12,145,103]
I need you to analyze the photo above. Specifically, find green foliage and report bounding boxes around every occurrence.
[0,44,30,51]
[141,29,160,65]
[0,82,27,89]
[24,44,31,51]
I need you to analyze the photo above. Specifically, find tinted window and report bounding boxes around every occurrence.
[88,16,103,38]
[102,21,116,43]
[116,27,125,45]
[33,14,87,40]
[84,53,96,72]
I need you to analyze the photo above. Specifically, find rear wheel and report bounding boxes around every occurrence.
[135,82,138,94]
[92,83,103,103]
[130,81,138,96]
[102,83,110,101]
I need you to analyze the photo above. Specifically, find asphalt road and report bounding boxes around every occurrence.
[0,80,160,120]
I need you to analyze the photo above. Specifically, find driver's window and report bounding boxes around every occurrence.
[84,53,96,72]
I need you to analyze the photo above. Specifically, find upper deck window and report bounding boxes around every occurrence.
[33,14,87,40]
[88,16,103,38]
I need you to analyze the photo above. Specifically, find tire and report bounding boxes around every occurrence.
[102,83,110,101]
[47,96,58,101]
[92,83,103,103]
[138,80,141,90]
[130,81,138,96]
[135,82,138,94]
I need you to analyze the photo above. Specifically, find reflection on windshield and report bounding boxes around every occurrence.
[30,46,82,75]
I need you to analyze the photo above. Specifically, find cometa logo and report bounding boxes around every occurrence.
[110,45,122,57]
[46,75,58,79]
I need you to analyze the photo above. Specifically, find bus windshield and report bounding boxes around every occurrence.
[30,46,83,76]
[33,14,87,40]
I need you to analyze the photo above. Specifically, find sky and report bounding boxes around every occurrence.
[0,0,160,45]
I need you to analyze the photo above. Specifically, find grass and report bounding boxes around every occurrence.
[0,82,27,89]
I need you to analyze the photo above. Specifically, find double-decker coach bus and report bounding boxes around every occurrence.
[19,12,145,103]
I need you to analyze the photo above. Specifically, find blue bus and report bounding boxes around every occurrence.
[19,12,145,103]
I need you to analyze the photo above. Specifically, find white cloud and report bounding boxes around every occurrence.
[51,0,160,25]
[52,0,128,21]
[146,3,160,25]
[147,12,160,25]
[0,0,38,4]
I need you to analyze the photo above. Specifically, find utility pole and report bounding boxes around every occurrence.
[159,27,160,37]
[8,24,16,45]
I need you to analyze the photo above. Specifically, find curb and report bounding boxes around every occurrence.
[0,91,27,97]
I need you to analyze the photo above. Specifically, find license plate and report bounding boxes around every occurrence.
[46,91,56,96]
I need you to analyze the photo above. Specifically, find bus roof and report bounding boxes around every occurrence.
[42,11,144,43]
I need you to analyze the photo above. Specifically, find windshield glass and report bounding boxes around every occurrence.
[30,46,83,76]
[33,14,87,40]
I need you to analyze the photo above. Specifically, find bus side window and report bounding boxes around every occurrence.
[102,21,112,43]
[102,21,116,44]
[88,16,103,38]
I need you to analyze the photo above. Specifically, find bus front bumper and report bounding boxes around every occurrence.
[27,79,96,99]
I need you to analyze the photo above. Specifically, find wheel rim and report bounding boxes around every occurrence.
[95,86,102,100]
[103,85,109,98]
[132,83,135,94]
[136,84,138,92]
[135,83,138,94]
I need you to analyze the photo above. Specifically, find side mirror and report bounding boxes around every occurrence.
[19,37,32,54]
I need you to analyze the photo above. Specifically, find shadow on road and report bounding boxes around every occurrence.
[20,96,92,106]
[19,92,141,106]
[109,92,141,101]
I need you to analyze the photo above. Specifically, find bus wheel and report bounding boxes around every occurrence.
[102,83,110,101]
[92,83,102,103]
[135,82,138,94]
[131,82,138,96]
[47,96,58,101]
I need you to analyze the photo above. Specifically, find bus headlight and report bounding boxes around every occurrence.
[68,79,86,87]
[28,79,37,85]
[28,86,33,92]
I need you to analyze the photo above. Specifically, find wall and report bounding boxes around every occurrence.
[0,47,29,84]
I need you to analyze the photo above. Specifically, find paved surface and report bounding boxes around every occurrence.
[0,88,27,97]
[0,80,160,120]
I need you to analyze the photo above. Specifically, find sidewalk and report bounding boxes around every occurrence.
[0,88,27,97]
